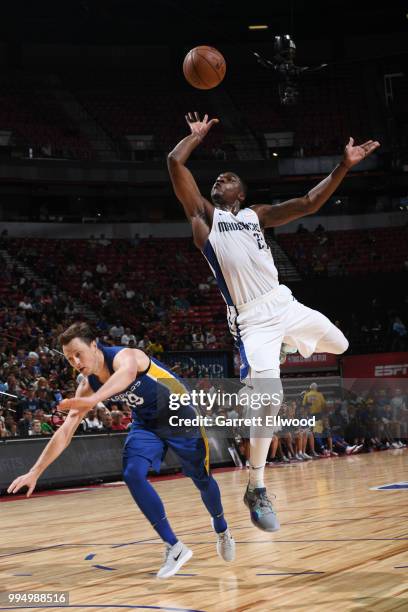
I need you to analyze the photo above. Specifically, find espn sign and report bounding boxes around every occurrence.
[374,363,408,377]
[342,352,408,378]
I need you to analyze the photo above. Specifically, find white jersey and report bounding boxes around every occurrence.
[203,207,279,307]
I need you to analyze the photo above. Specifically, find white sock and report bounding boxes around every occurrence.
[246,367,282,492]
[248,464,265,490]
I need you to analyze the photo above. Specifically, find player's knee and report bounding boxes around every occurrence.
[123,459,148,486]
[191,474,211,492]
[334,330,349,354]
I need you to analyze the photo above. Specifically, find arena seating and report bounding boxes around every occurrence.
[0,73,93,159]
[226,61,373,155]
[3,236,231,349]
[277,226,408,276]
[0,58,384,160]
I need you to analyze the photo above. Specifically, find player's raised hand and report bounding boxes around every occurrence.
[8,470,39,497]
[343,137,380,168]
[185,112,219,141]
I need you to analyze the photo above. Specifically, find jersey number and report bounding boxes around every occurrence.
[126,393,144,406]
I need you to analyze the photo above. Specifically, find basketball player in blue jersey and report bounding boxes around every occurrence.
[8,322,235,579]
[167,112,380,532]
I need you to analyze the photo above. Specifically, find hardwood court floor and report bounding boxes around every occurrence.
[1,450,407,612]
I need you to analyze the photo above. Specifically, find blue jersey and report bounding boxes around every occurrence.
[87,344,192,428]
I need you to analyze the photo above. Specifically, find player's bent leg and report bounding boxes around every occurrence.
[123,454,192,578]
[192,474,236,562]
[314,323,349,355]
[243,368,282,532]
[174,434,236,563]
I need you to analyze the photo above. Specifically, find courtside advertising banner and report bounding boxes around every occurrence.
[342,352,408,378]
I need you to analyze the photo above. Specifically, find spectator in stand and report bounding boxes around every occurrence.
[102,412,113,432]
[5,374,22,397]
[111,411,127,431]
[205,328,217,347]
[0,419,8,438]
[84,407,103,431]
[20,388,39,414]
[18,296,33,311]
[18,409,33,436]
[390,388,408,443]
[303,383,326,425]
[391,316,407,350]
[138,334,152,351]
[198,280,210,293]
[110,321,125,343]
[96,262,108,275]
[149,339,164,358]
[192,327,205,350]
[98,234,111,247]
[31,420,43,436]
[125,288,136,300]
[121,328,136,346]
[4,417,18,437]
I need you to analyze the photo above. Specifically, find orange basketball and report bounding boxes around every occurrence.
[183,46,226,90]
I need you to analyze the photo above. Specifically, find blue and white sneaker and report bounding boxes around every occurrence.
[244,485,280,532]
[279,343,298,364]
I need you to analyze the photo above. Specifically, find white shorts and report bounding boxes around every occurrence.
[229,284,333,377]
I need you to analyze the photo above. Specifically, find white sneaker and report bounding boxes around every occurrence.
[346,445,357,455]
[282,454,290,463]
[295,453,304,461]
[302,452,312,460]
[391,442,400,449]
[352,444,364,453]
[215,528,236,562]
[156,541,193,579]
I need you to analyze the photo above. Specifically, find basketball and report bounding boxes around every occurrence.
[183,46,226,90]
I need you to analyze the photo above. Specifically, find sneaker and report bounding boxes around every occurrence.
[391,442,400,449]
[279,343,298,364]
[311,451,321,458]
[215,528,236,562]
[295,453,304,461]
[281,454,290,463]
[345,445,357,455]
[156,541,193,579]
[244,485,280,532]
[301,452,312,460]
[352,444,364,454]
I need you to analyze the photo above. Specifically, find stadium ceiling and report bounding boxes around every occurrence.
[1,0,407,45]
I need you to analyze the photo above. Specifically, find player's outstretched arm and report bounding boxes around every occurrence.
[167,112,218,249]
[253,137,380,228]
[7,380,92,497]
[7,378,93,497]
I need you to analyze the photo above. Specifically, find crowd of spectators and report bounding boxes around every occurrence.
[187,380,407,465]
[1,227,407,446]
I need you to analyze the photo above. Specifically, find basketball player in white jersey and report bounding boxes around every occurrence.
[167,112,380,531]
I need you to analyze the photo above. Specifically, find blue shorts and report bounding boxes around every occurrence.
[123,426,210,480]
